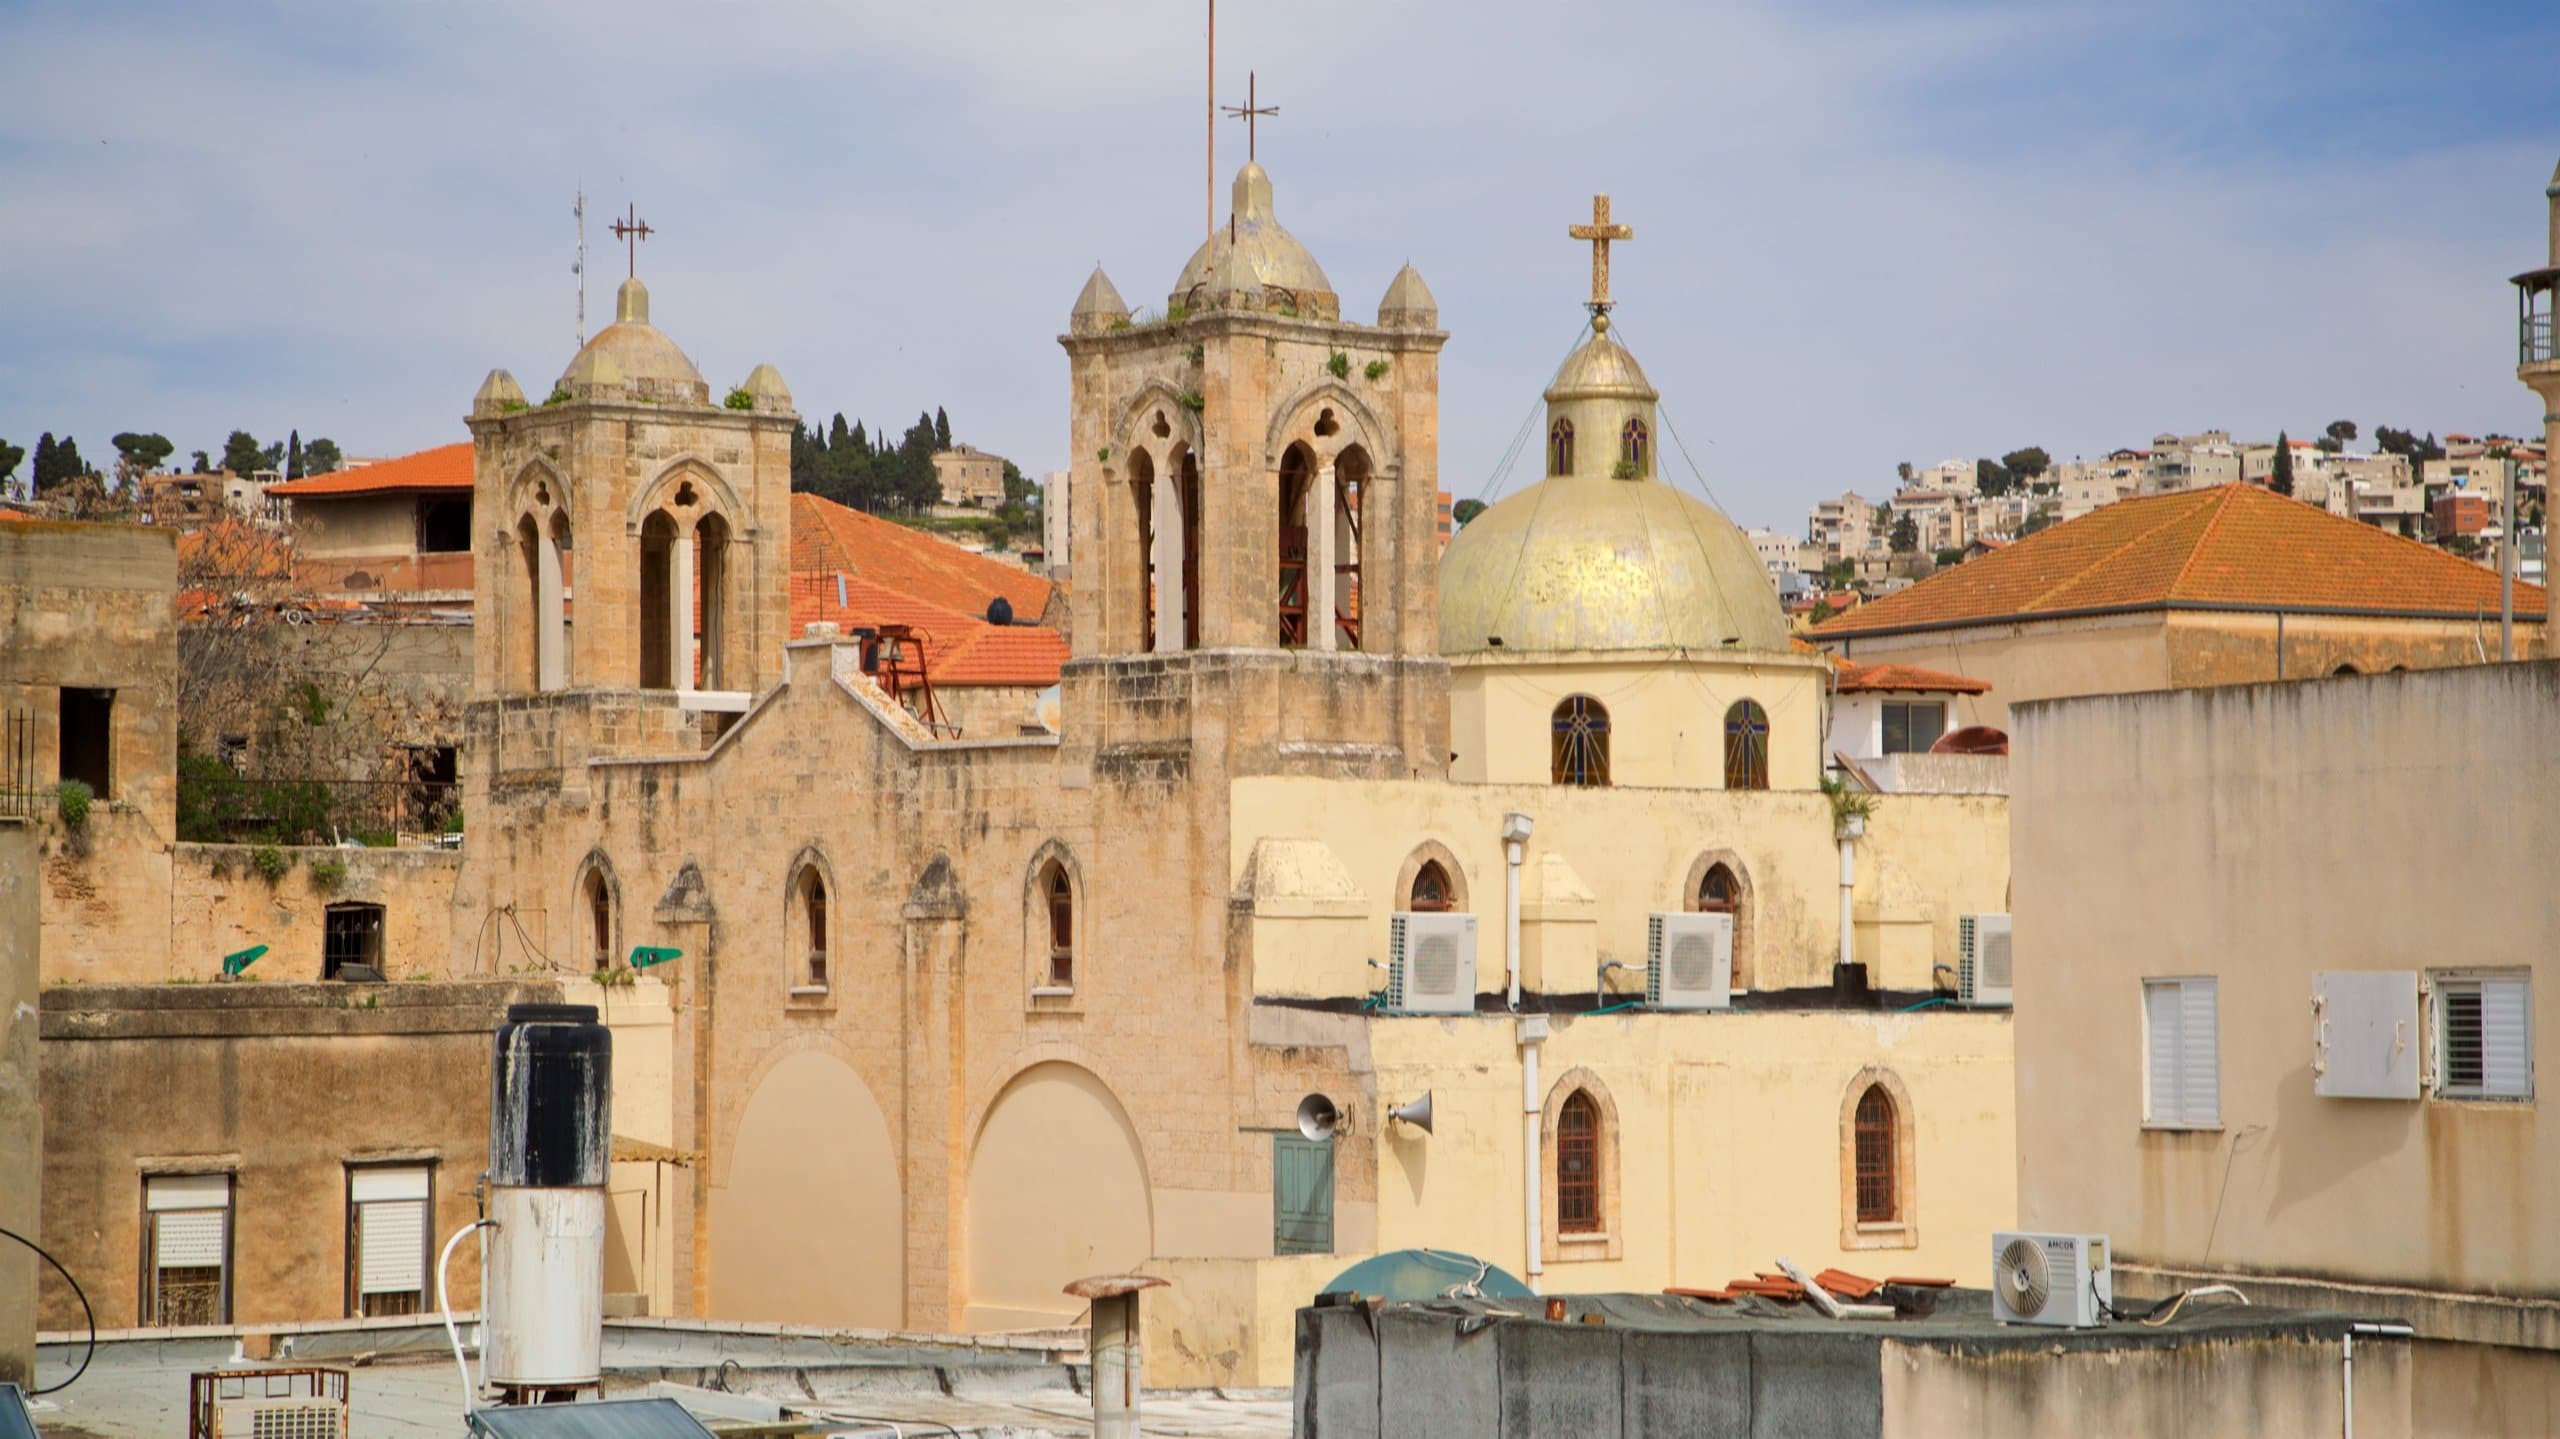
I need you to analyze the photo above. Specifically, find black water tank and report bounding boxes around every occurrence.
[489,1003,612,1188]
[986,595,1015,626]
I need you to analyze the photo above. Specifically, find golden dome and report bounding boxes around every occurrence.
[1439,472,1788,655]
[1172,163,1339,319]
[559,279,708,403]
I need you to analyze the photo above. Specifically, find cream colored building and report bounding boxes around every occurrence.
[931,443,1007,508]
[444,171,2016,1386]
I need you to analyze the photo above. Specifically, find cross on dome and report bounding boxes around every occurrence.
[611,204,654,279]
[1568,194,1633,331]
[1220,71,1279,164]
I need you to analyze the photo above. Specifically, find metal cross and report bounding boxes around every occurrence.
[1569,194,1634,322]
[610,204,654,279]
[1220,71,1279,163]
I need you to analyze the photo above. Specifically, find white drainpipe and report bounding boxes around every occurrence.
[2343,1321,2413,1439]
[1837,825,1858,972]
[1501,812,1540,1291]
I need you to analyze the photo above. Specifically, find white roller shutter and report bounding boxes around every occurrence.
[2144,978,2219,1128]
[155,1210,227,1268]
[350,1166,429,1204]
[353,1166,430,1296]
[146,1173,230,1211]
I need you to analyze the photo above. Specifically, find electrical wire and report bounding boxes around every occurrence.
[0,1224,94,1395]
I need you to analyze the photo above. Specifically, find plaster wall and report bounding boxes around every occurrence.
[1881,1329,2409,1439]
[2011,663,2560,1311]
[1820,612,2165,731]
[1446,651,1826,790]
[292,494,420,557]
[0,519,179,831]
[0,823,38,1388]
[36,980,558,1330]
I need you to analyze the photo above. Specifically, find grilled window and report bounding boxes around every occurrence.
[1409,860,1454,913]
[1551,696,1611,787]
[323,902,385,980]
[145,1174,232,1326]
[1548,419,1575,476]
[1723,699,1770,790]
[2435,974,2532,1101]
[803,870,829,989]
[1044,862,1074,987]
[1556,1091,1602,1235]
[1620,419,1650,477]
[1853,1085,1897,1223]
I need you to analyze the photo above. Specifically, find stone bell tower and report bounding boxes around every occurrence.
[1056,161,1450,782]
[2514,155,2560,661]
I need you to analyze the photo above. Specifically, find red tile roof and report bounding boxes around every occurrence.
[1810,483,2548,638]
[788,571,1066,689]
[267,442,474,497]
[1833,658,1990,695]
[790,492,1052,624]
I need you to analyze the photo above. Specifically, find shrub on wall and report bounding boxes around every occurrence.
[55,779,92,830]
[251,844,290,885]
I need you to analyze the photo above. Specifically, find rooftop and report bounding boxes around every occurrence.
[1811,482,2549,639]
[789,570,1067,689]
[266,443,473,499]
[789,493,1053,625]
[1832,658,1990,696]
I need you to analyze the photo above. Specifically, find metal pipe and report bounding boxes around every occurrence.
[1505,838,1525,1009]
[439,1218,497,1417]
[2502,452,2516,662]
[1522,1025,1542,1292]
[1837,833,1855,972]
[2342,1320,2414,1439]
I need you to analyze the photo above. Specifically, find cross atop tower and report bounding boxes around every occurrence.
[1568,194,1633,330]
[611,204,654,279]
[1220,71,1279,164]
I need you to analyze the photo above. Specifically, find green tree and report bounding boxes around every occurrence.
[0,439,23,493]
[2018,510,2053,538]
[1934,547,1965,568]
[933,406,952,451]
[112,431,175,476]
[1453,498,1488,526]
[2270,432,2295,496]
[31,435,57,492]
[2325,419,2357,448]
[286,429,303,480]
[2000,447,2050,483]
[1975,458,2014,497]
[258,440,285,473]
[1890,514,1919,553]
[1895,460,1913,484]
[302,437,341,475]
[191,450,212,474]
[222,430,264,478]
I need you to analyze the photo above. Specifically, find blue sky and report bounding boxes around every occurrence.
[2,0,2555,530]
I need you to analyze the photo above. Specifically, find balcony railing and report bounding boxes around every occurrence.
[2525,312,2555,367]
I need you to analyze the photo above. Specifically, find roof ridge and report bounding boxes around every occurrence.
[2163,483,2247,599]
[2008,485,2218,611]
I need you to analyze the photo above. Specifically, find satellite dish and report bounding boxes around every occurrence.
[1388,1091,1434,1135]
[1295,1094,1340,1142]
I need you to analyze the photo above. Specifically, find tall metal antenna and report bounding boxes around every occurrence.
[573,187,588,348]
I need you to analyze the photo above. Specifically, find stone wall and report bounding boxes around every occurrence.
[0,821,39,1387]
[0,519,179,832]
[36,979,560,1330]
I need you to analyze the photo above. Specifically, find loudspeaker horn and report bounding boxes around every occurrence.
[1388,1090,1434,1135]
[1296,1093,1341,1142]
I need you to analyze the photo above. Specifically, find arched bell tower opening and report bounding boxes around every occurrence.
[639,509,678,691]
[696,511,732,690]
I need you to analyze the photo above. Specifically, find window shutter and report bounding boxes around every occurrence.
[155,1210,226,1268]
[350,1166,429,1204]
[1273,1136,1334,1255]
[2179,979,2221,1127]
[2480,978,2533,1098]
[359,1199,427,1295]
[2145,982,2182,1123]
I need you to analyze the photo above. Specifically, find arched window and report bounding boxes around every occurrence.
[1128,447,1158,652]
[1043,861,1074,988]
[1723,699,1770,790]
[1854,1084,1898,1224]
[1277,444,1315,648]
[1696,863,1740,916]
[1556,1091,1602,1235]
[695,512,731,690]
[1409,860,1454,913]
[1548,419,1575,476]
[584,869,612,970]
[800,868,829,990]
[1551,695,1611,787]
[638,510,679,689]
[2331,663,2360,677]
[1620,418,1650,477]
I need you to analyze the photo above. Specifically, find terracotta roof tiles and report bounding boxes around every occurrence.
[267,442,473,497]
[1810,484,2546,638]
[790,492,1052,623]
[1832,659,1990,695]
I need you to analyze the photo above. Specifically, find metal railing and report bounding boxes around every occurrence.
[2525,312,2556,367]
[0,709,33,820]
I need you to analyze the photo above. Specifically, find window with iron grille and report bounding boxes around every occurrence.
[323,903,385,980]
[2434,973,2532,1101]
[1551,696,1610,787]
[1272,1135,1334,1255]
[1556,1092,1602,1234]
[1723,700,1770,790]
[1853,1085,1897,1223]
[144,1174,231,1326]
[1044,863,1074,987]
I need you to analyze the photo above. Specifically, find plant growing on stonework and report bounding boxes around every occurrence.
[251,844,290,884]
[55,779,91,831]
[1821,773,1879,832]
[1364,359,1390,381]
[1186,344,1204,366]
[1613,460,1639,480]
[724,387,755,411]
[1164,304,1194,324]
[545,385,572,406]
[1097,447,1111,462]
[1177,390,1205,413]
[1326,351,1351,380]
[308,856,347,892]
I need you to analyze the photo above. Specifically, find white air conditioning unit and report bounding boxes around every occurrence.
[211,1396,349,1439]
[1386,912,1476,1014]
[1990,1231,2110,1328]
[1645,912,1732,1010]
[1957,913,2013,1007]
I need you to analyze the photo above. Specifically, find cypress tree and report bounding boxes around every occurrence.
[2270,432,2295,497]
[933,406,952,450]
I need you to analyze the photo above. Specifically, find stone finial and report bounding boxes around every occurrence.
[739,362,793,412]
[1070,266,1129,334]
[616,277,651,326]
[1377,263,1438,329]
[473,368,527,417]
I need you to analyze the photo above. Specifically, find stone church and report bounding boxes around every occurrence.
[453,160,2014,1381]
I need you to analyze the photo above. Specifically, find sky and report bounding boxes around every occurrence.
[3,0,2557,531]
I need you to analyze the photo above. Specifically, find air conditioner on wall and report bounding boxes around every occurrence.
[1957,913,2013,1007]
[1645,912,1733,1010]
[210,1395,349,1439]
[1385,912,1476,1014]
[1990,1231,2111,1328]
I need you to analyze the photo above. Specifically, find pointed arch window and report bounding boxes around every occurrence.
[1548,419,1575,476]
[1620,419,1650,477]
[583,869,613,971]
[1409,860,1454,913]
[800,868,829,991]
[1853,1084,1898,1224]
[1551,695,1611,787]
[1556,1091,1602,1235]
[1043,861,1074,988]
[1723,699,1770,790]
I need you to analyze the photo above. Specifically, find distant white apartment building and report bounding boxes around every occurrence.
[1808,491,1880,560]
[2142,431,2241,493]
[1906,457,1975,496]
